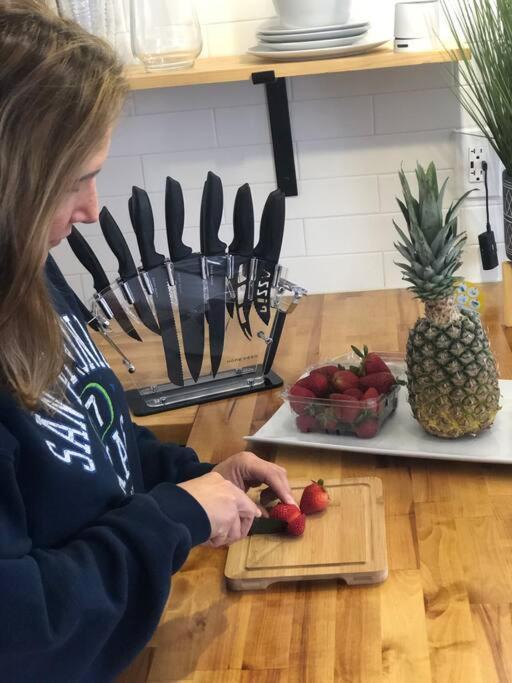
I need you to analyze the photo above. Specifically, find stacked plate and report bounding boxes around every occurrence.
[248,19,388,60]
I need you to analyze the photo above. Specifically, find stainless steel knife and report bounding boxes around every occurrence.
[200,171,227,378]
[67,226,143,342]
[251,189,286,326]
[165,176,205,383]
[129,186,184,387]
[99,207,160,336]
[227,183,254,340]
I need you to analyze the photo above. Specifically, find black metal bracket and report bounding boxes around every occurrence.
[252,71,298,197]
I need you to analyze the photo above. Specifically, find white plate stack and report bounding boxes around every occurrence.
[248,18,388,61]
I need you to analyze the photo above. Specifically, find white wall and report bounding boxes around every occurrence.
[53,0,505,302]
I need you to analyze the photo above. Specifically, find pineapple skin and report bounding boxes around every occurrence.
[406,306,500,438]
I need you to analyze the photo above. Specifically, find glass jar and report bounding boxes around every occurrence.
[130,0,202,71]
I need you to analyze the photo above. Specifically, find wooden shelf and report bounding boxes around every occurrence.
[124,43,465,91]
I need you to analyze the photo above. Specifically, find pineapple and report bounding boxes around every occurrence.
[394,162,500,438]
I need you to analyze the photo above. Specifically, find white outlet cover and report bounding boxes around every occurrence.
[453,128,503,200]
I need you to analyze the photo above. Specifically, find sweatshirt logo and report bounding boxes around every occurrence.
[34,313,133,494]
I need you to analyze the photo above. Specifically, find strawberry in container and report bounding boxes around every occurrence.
[283,347,405,439]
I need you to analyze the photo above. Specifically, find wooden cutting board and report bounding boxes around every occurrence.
[225,476,388,591]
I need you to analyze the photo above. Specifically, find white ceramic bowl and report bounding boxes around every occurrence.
[272,0,352,28]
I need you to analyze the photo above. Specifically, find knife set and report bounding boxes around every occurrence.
[68,172,306,415]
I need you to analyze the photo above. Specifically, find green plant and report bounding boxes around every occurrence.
[443,0,512,175]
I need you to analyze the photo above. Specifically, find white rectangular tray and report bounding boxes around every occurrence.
[246,380,512,464]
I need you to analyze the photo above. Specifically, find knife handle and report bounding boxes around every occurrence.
[130,186,165,270]
[165,176,192,262]
[230,183,254,258]
[99,207,138,281]
[253,189,285,264]
[67,226,110,293]
[200,171,226,256]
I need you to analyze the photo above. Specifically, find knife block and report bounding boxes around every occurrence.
[87,261,307,415]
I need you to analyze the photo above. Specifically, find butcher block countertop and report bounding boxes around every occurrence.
[108,282,512,683]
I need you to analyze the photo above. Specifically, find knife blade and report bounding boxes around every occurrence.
[200,171,227,378]
[99,207,160,336]
[129,186,184,387]
[251,189,286,326]
[67,226,143,342]
[227,183,254,340]
[165,176,205,383]
[248,517,287,535]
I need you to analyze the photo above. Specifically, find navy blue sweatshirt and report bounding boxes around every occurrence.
[0,256,213,682]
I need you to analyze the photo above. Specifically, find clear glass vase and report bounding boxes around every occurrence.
[130,0,202,71]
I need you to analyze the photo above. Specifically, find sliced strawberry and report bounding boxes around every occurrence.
[288,385,316,414]
[287,512,306,536]
[300,479,330,515]
[269,503,301,523]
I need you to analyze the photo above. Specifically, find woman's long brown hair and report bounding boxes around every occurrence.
[0,0,127,409]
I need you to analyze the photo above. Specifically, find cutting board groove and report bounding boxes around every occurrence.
[225,476,387,591]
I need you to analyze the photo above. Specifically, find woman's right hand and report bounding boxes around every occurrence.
[178,471,261,547]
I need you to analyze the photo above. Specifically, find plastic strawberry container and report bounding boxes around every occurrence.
[282,352,405,439]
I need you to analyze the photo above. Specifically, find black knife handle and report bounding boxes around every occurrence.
[230,183,254,257]
[130,186,165,270]
[165,176,192,262]
[99,207,138,281]
[253,189,285,264]
[67,226,110,293]
[200,171,226,256]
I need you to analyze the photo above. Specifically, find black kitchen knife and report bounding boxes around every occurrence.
[251,189,286,326]
[227,183,254,340]
[67,226,143,342]
[200,171,227,378]
[99,207,160,336]
[129,186,184,387]
[165,176,205,383]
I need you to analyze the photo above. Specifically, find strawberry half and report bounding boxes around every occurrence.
[269,503,301,524]
[300,479,330,515]
[287,512,306,536]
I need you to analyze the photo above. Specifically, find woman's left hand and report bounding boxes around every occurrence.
[212,451,296,507]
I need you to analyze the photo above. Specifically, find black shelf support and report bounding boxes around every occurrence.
[252,70,298,197]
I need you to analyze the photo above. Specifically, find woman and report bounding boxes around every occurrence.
[0,2,295,681]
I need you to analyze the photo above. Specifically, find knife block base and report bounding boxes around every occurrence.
[126,369,283,416]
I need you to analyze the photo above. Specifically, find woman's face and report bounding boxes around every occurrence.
[49,135,112,249]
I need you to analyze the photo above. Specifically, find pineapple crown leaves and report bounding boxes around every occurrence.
[393,162,472,301]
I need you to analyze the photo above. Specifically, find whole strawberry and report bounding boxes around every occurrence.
[355,417,380,438]
[300,479,330,515]
[314,365,339,379]
[359,371,395,394]
[330,393,362,424]
[364,352,391,375]
[343,387,363,400]
[362,387,380,415]
[332,369,360,393]
[298,371,329,397]
[289,384,315,414]
[296,414,320,433]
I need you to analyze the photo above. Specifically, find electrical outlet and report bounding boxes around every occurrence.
[468,145,485,183]
[454,128,503,199]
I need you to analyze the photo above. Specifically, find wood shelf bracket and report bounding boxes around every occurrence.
[251,70,298,197]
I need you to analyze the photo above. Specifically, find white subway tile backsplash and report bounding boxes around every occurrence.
[96,156,144,198]
[133,82,265,116]
[298,130,455,180]
[143,145,276,192]
[288,177,379,219]
[374,88,462,135]
[196,0,274,25]
[378,169,455,213]
[460,203,504,245]
[110,110,216,156]
[304,214,396,256]
[205,20,264,56]
[214,105,270,146]
[281,253,385,294]
[291,64,454,101]
[291,96,373,141]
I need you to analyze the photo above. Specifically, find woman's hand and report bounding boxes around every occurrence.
[178,471,261,547]
[212,451,296,507]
